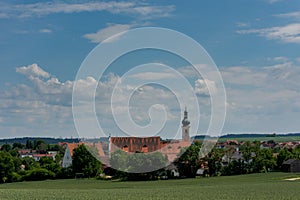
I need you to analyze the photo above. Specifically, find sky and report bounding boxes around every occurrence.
[0,0,300,139]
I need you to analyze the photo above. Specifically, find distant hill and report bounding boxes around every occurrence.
[192,133,300,141]
[0,137,110,145]
[0,137,80,145]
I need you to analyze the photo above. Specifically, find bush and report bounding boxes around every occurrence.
[11,172,23,182]
[24,168,55,181]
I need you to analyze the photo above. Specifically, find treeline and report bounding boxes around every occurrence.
[1,140,300,183]
[175,141,300,178]
[0,140,102,183]
[0,137,79,145]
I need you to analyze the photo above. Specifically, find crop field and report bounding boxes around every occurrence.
[0,172,300,200]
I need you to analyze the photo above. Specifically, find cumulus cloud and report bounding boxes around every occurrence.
[4,64,195,138]
[83,24,132,43]
[220,59,300,132]
[16,63,50,78]
[4,59,300,137]
[194,79,217,97]
[237,23,300,44]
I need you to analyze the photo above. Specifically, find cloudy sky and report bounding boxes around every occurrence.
[0,0,300,138]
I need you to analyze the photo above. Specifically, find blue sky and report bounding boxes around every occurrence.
[0,0,300,138]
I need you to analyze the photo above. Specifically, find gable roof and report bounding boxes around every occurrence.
[283,159,300,165]
[66,143,80,157]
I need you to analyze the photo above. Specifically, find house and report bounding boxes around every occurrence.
[62,143,79,168]
[32,154,55,161]
[61,142,105,168]
[282,159,300,173]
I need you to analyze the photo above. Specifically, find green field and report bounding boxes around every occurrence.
[0,173,300,200]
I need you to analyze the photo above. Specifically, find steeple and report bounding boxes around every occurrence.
[182,106,190,127]
[182,107,190,143]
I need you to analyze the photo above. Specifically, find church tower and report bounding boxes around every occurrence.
[182,107,190,143]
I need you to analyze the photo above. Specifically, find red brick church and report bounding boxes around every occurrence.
[109,108,191,162]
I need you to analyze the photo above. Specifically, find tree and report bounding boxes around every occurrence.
[240,141,253,173]
[175,143,202,178]
[24,168,55,181]
[21,157,39,170]
[25,140,33,149]
[72,144,102,178]
[205,148,224,176]
[277,148,293,170]
[0,151,15,183]
[33,140,47,152]
[110,150,167,180]
[1,144,12,152]
[12,142,24,149]
[252,148,275,173]
[39,156,62,176]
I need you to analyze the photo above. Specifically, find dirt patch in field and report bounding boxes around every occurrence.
[284,177,300,181]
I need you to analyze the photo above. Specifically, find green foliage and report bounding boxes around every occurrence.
[21,157,39,170]
[110,150,167,180]
[12,157,22,172]
[1,144,12,152]
[33,140,47,152]
[39,157,62,176]
[25,140,33,149]
[175,143,202,177]
[72,144,102,178]
[12,142,24,149]
[11,172,22,182]
[8,149,18,157]
[277,148,293,169]
[0,151,15,183]
[24,168,55,181]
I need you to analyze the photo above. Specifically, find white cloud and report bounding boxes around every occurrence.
[265,0,283,3]
[236,22,249,27]
[4,60,300,137]
[39,29,52,33]
[0,1,174,19]
[83,24,131,43]
[273,56,289,62]
[194,79,217,97]
[238,23,300,44]
[276,11,300,19]
[4,64,191,138]
[220,60,300,128]
[177,59,300,133]
[16,63,50,78]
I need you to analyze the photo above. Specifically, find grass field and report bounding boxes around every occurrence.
[0,172,299,200]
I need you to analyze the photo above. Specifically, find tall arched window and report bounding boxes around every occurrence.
[141,145,148,153]
[122,145,129,152]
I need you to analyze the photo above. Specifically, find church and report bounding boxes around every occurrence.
[109,108,191,162]
[61,108,192,168]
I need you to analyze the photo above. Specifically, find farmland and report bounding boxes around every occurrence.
[0,172,300,200]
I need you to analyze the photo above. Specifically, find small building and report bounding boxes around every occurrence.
[282,159,300,173]
[62,143,80,168]
[61,142,105,168]
[32,154,55,161]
